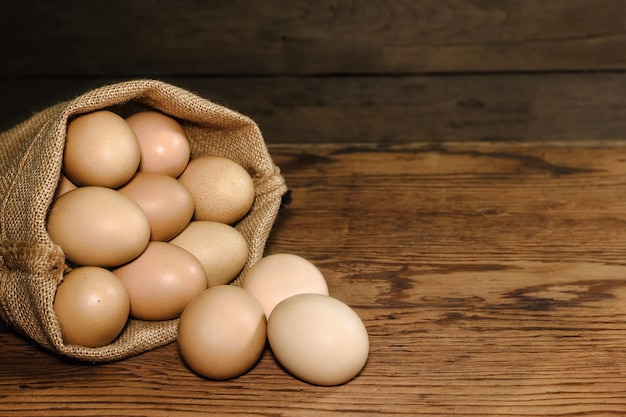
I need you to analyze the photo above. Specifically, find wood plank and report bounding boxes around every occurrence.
[2,0,626,76]
[3,73,626,143]
[3,141,626,415]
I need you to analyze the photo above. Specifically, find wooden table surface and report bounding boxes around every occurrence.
[3,141,626,416]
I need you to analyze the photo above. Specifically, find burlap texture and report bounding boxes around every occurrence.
[0,79,288,362]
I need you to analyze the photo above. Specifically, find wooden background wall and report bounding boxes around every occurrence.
[2,0,626,144]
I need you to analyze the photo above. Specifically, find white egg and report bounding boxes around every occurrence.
[267,293,369,386]
[242,253,328,318]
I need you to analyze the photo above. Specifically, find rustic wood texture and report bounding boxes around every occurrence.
[4,72,626,143]
[3,1,626,143]
[3,141,626,416]
[2,0,626,75]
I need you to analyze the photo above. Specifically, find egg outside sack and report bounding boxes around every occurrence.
[0,79,287,363]
[177,253,370,386]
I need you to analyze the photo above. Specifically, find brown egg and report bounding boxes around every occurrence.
[125,111,191,178]
[47,186,151,267]
[178,155,255,224]
[242,253,329,318]
[63,110,141,188]
[169,221,249,287]
[177,285,266,380]
[118,172,195,241]
[53,266,130,347]
[113,242,207,321]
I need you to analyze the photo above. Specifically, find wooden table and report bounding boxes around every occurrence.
[2,141,626,416]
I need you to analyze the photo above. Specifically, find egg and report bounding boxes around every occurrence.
[63,110,141,188]
[177,285,266,380]
[178,155,255,224]
[112,242,207,320]
[242,253,329,318]
[47,186,151,267]
[169,221,249,287]
[267,293,369,386]
[53,266,130,347]
[125,111,191,178]
[118,172,195,241]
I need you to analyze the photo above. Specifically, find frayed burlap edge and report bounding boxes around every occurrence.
[0,79,288,362]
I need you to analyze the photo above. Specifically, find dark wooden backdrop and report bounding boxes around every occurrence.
[2,0,626,143]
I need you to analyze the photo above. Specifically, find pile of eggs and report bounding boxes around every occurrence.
[48,109,368,386]
[50,110,253,334]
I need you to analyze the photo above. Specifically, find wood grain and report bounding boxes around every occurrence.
[3,1,626,145]
[3,141,626,416]
[2,0,626,75]
[3,73,626,143]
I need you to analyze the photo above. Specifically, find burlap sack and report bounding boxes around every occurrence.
[0,79,288,362]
